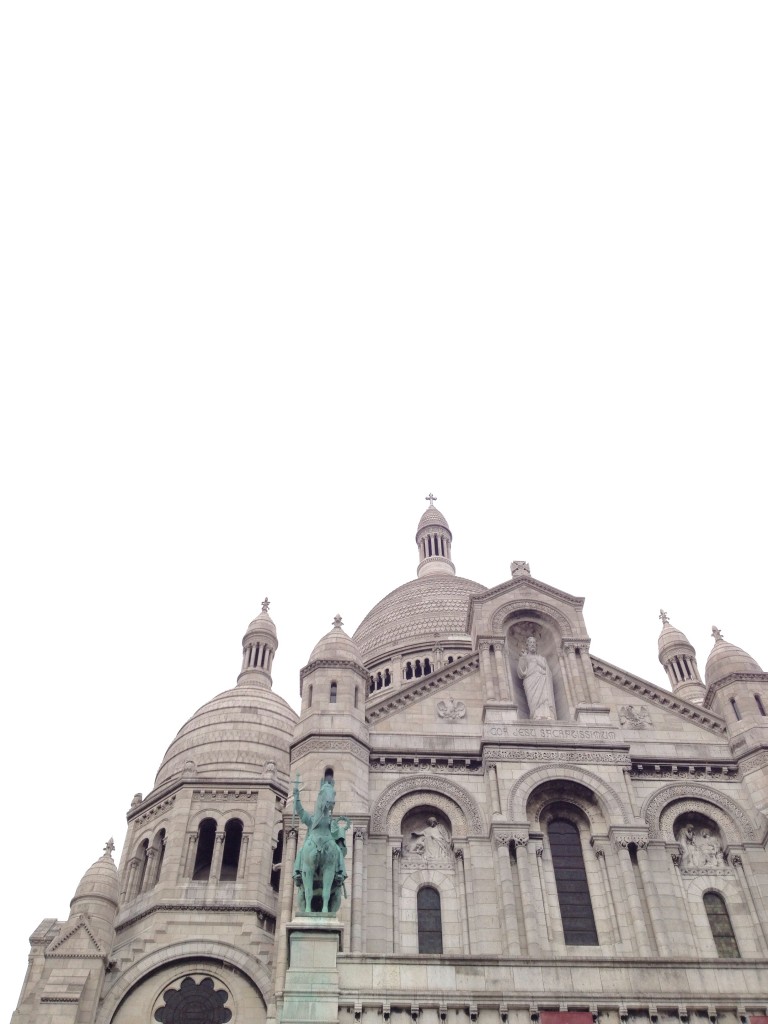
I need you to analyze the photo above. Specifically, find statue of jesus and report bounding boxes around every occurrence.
[517,636,557,720]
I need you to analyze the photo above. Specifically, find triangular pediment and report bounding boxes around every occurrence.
[46,916,105,958]
[366,651,480,726]
[590,655,727,738]
[466,574,587,638]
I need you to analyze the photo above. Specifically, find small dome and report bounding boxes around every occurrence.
[154,680,298,788]
[657,614,695,658]
[417,505,451,534]
[308,615,364,667]
[71,844,119,909]
[705,628,763,687]
[353,574,486,665]
[244,597,277,641]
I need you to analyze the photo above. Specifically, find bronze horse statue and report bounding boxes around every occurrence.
[293,775,349,913]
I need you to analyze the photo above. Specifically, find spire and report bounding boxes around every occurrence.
[657,610,704,704]
[415,495,455,578]
[238,597,279,688]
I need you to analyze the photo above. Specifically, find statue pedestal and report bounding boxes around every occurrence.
[279,915,344,1024]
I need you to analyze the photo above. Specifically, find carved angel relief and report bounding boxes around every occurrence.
[675,821,729,874]
[401,812,453,870]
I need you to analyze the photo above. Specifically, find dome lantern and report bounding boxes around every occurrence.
[657,609,704,704]
[416,494,455,579]
[238,597,278,687]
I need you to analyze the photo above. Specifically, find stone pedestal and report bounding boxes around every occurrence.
[279,914,344,1024]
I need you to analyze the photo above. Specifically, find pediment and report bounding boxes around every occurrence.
[467,575,587,638]
[590,655,727,738]
[46,916,105,958]
[366,651,480,726]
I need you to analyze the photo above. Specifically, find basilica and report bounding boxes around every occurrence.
[12,502,768,1024]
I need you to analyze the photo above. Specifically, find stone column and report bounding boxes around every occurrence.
[614,839,652,955]
[351,829,366,953]
[238,833,251,881]
[493,642,512,701]
[487,762,502,817]
[275,827,299,999]
[538,836,564,949]
[182,833,197,880]
[141,847,158,892]
[732,853,768,952]
[391,846,402,953]
[209,830,226,883]
[455,847,472,953]
[493,836,521,955]
[591,842,619,950]
[513,834,541,956]
[122,856,140,900]
[479,641,498,701]
[635,842,667,956]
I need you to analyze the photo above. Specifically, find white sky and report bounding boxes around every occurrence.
[2,3,767,1020]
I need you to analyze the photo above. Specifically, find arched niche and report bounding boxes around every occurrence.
[642,784,756,842]
[509,764,630,825]
[502,610,568,720]
[370,775,483,836]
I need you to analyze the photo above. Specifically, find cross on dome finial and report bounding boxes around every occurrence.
[103,838,115,857]
[425,492,437,507]
[262,597,270,614]
[659,609,669,625]
[712,625,723,641]
[333,614,343,629]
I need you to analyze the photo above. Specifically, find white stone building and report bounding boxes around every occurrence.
[12,503,768,1024]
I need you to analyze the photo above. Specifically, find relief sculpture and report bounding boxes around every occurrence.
[401,813,453,869]
[677,822,727,873]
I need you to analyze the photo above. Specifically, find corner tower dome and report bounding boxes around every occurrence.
[154,605,298,788]
[71,840,119,911]
[705,626,763,688]
[308,614,365,666]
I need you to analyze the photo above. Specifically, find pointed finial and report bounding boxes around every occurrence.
[332,614,343,629]
[712,625,723,641]
[425,492,437,507]
[261,597,270,614]
[659,609,669,625]
[103,838,115,857]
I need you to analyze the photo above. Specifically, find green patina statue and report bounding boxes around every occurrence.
[292,774,350,914]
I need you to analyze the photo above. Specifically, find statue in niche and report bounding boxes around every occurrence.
[292,775,350,913]
[517,636,557,720]
[404,815,452,861]
[678,822,725,872]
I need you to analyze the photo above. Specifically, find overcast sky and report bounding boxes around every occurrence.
[2,3,767,1020]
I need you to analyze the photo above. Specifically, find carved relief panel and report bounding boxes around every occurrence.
[400,808,453,871]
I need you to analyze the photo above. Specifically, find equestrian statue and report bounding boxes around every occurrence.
[292,774,349,914]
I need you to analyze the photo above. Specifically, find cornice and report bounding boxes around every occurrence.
[466,575,585,627]
[371,755,483,774]
[366,655,480,724]
[629,761,739,782]
[702,671,768,709]
[116,901,276,934]
[128,777,288,821]
[300,658,370,683]
[591,657,727,735]
[291,733,370,764]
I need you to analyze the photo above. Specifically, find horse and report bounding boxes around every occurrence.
[292,777,349,913]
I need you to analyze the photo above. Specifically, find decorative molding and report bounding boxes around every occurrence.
[592,659,727,735]
[740,748,768,774]
[371,775,484,835]
[612,831,649,849]
[485,747,631,767]
[629,762,738,781]
[299,658,369,683]
[116,901,276,934]
[643,784,756,841]
[508,763,631,824]
[291,735,369,765]
[371,755,482,774]
[131,795,176,825]
[489,598,575,637]
[366,656,480,723]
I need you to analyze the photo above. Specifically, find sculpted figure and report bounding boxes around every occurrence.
[292,775,349,913]
[409,816,451,859]
[698,828,724,869]
[517,637,557,720]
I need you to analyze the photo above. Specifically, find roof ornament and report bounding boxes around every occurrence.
[659,609,669,625]
[425,492,437,507]
[712,625,723,641]
[103,838,115,857]
[333,614,343,629]
[261,597,270,614]
[511,560,531,578]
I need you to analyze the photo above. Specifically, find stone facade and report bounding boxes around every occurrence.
[12,506,768,1024]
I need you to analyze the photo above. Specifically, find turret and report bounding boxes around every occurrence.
[239,597,278,686]
[704,626,767,726]
[293,615,370,813]
[69,839,120,953]
[657,609,705,704]
[416,494,455,578]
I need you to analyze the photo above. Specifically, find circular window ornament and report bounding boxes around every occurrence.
[154,976,232,1023]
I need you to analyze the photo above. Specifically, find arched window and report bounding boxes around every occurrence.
[424,658,431,676]
[730,697,741,721]
[220,818,243,880]
[548,820,598,945]
[384,669,391,686]
[193,818,217,880]
[271,829,284,892]
[354,686,359,708]
[405,662,413,680]
[415,659,423,678]
[308,684,313,708]
[417,886,443,953]
[151,828,166,888]
[330,681,337,703]
[704,891,740,957]
[756,694,766,716]
[135,838,150,895]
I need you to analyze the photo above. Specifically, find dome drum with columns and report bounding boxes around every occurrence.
[12,499,768,1024]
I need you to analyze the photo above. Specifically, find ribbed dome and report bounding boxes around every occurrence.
[308,616,364,666]
[71,846,119,909]
[705,631,763,688]
[658,620,695,656]
[245,599,277,641]
[417,506,451,533]
[353,574,487,665]
[154,681,298,787]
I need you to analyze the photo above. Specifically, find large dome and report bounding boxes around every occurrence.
[154,680,298,788]
[353,574,486,665]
